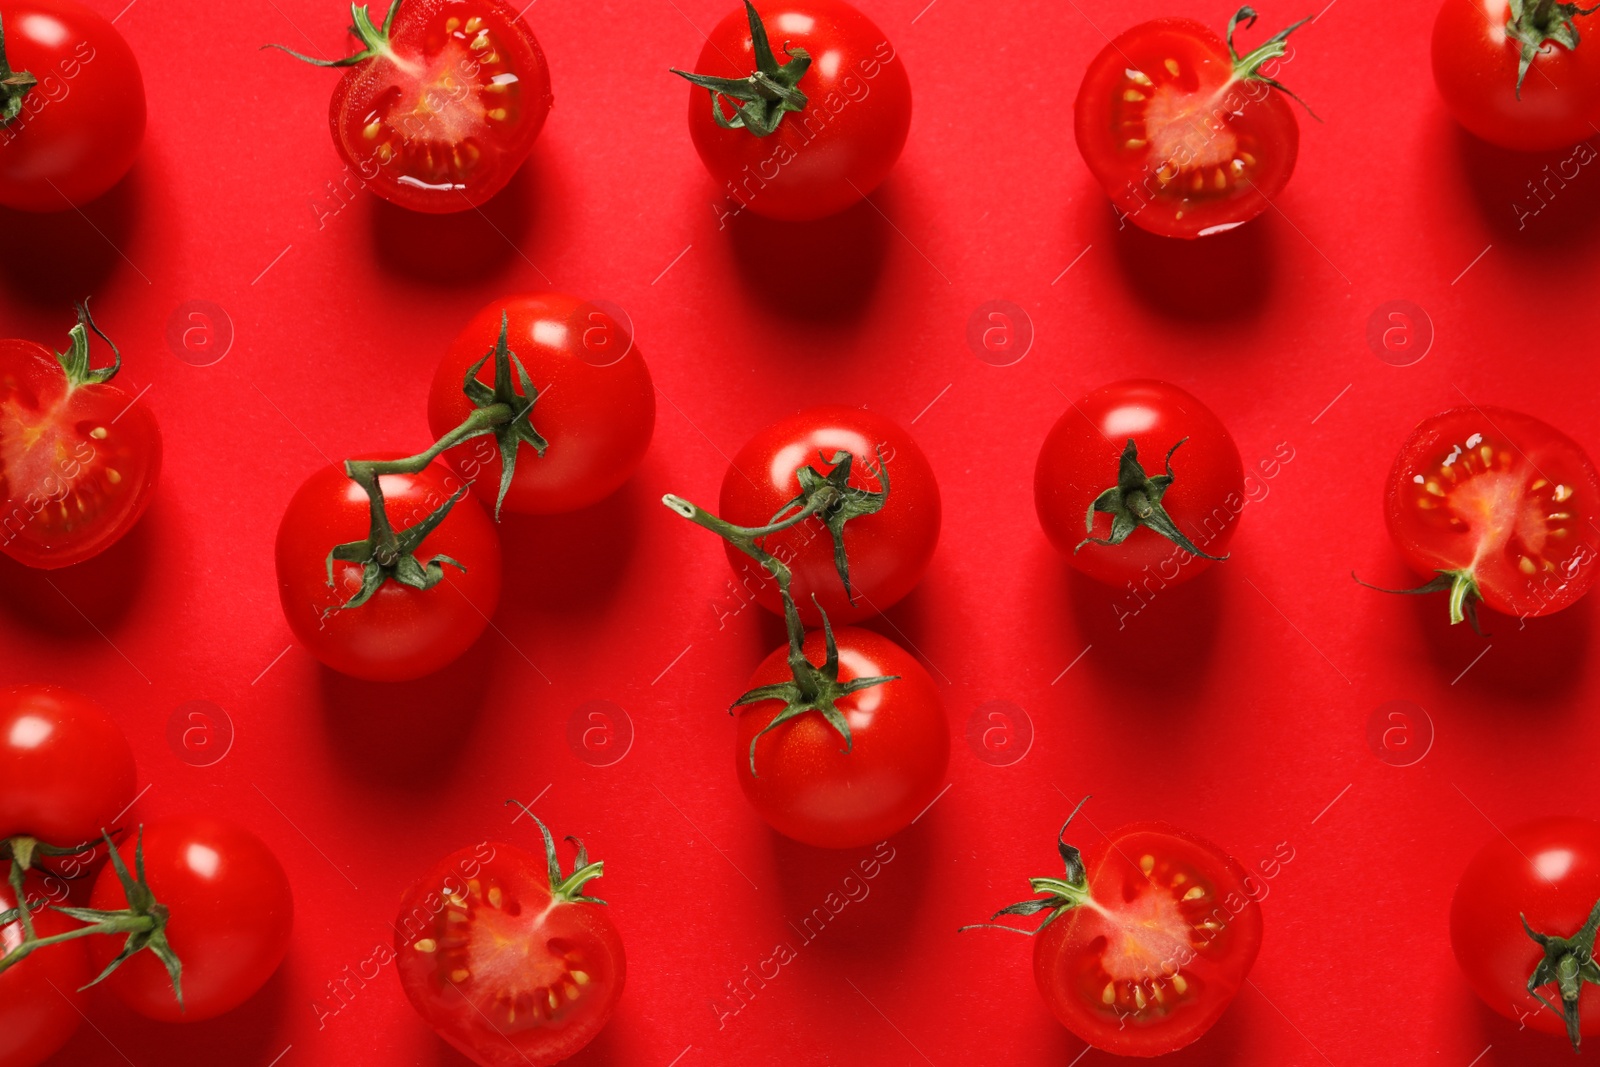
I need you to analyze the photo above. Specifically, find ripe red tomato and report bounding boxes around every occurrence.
[0,308,162,569]
[1451,817,1600,1050]
[275,454,502,681]
[88,817,293,1022]
[1035,380,1244,589]
[396,832,625,1067]
[0,871,90,1067]
[736,625,947,849]
[276,0,552,213]
[1074,10,1307,238]
[1432,0,1600,152]
[427,294,655,515]
[719,406,940,627]
[677,0,912,222]
[1381,407,1600,626]
[0,684,134,852]
[0,0,144,211]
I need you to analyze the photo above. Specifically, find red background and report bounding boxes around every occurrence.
[3,0,1599,1063]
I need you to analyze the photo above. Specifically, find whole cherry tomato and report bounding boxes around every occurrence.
[87,817,293,1023]
[0,872,90,1067]
[1378,407,1600,627]
[427,294,655,516]
[0,684,134,853]
[273,0,552,213]
[395,821,624,1067]
[1074,9,1310,238]
[675,0,912,222]
[0,305,161,569]
[719,405,940,627]
[0,0,145,210]
[1035,380,1245,589]
[1451,817,1600,1051]
[275,454,503,681]
[1433,0,1600,151]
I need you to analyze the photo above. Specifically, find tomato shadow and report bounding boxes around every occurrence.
[1469,992,1578,1065]
[493,477,643,620]
[1064,560,1227,700]
[368,150,547,286]
[1400,583,1590,706]
[0,163,142,303]
[0,506,152,634]
[1450,125,1600,249]
[723,191,890,325]
[1098,192,1276,322]
[316,637,496,792]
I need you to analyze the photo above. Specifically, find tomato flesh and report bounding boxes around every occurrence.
[1074,19,1298,238]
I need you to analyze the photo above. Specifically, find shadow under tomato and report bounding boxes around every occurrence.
[0,507,150,634]
[1451,124,1600,248]
[1099,192,1276,323]
[1470,989,1579,1066]
[724,190,890,325]
[368,150,545,286]
[493,477,643,621]
[316,638,495,791]
[1064,560,1227,697]
[0,162,142,303]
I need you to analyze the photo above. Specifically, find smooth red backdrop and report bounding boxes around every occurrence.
[1,0,1597,1064]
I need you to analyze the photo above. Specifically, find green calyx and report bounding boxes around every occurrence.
[1226,6,1319,119]
[1353,567,1485,634]
[264,0,405,68]
[770,448,888,604]
[327,311,546,613]
[504,801,608,905]
[670,0,811,137]
[1075,438,1228,563]
[54,300,123,391]
[1507,0,1600,97]
[959,796,1105,936]
[0,13,37,126]
[1521,898,1600,1052]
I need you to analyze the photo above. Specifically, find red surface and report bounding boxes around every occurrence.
[2,0,1598,1064]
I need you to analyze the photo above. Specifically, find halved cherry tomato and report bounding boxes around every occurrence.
[1074,9,1308,238]
[395,822,624,1067]
[0,872,90,1067]
[275,0,552,213]
[0,683,134,852]
[1379,406,1600,626]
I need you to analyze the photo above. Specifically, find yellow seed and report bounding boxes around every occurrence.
[468,880,481,897]
[377,143,393,163]
[1172,872,1187,885]
[483,51,500,64]
[1519,556,1537,575]
[1164,57,1180,75]
[1134,986,1147,1009]
[470,35,489,50]
[364,119,382,139]
[1240,152,1256,166]
[1172,974,1188,994]
[1183,886,1206,901]
[90,426,108,439]
[1123,89,1146,101]
[547,989,560,1010]
[486,81,508,93]
[451,968,470,983]
[1102,982,1116,1005]
[1213,168,1227,190]
[488,108,508,121]
[106,468,121,484]
[488,886,503,908]
[446,16,460,31]
[1125,137,1147,149]
[1140,855,1155,875]
[1551,512,1572,521]
[1425,482,1444,497]
[465,16,482,32]
[1554,484,1573,501]
[414,939,437,953]
[1151,983,1165,1003]
[571,970,590,985]
[1481,445,1494,462]
[565,981,580,1001]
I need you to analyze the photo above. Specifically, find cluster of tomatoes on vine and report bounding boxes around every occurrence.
[6,0,1600,1062]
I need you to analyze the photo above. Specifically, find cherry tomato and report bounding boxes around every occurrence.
[0,872,90,1067]
[719,406,940,627]
[1074,10,1307,238]
[737,625,947,849]
[87,816,292,1022]
[0,308,162,569]
[677,0,912,222]
[1035,380,1244,589]
[277,0,552,213]
[1432,0,1600,152]
[0,684,134,851]
[1451,817,1600,1050]
[1381,407,1600,626]
[0,0,144,211]
[428,294,655,516]
[395,830,624,1067]
[275,454,502,681]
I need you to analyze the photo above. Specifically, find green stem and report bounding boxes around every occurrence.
[0,913,155,977]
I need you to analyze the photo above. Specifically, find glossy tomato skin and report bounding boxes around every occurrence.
[737,627,947,849]
[0,684,134,851]
[1035,380,1244,588]
[326,0,551,213]
[428,294,655,515]
[275,454,502,681]
[1074,19,1298,238]
[1384,407,1600,618]
[1451,818,1600,1040]
[395,842,625,1067]
[88,817,293,1022]
[686,0,911,222]
[0,0,144,211]
[0,338,162,569]
[0,873,90,1067]
[719,406,939,626]
[1036,823,1264,1057]
[1432,0,1600,152]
